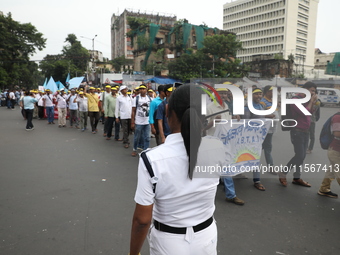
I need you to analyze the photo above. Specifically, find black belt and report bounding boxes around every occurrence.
[153,216,213,234]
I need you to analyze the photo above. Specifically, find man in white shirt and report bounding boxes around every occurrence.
[42,89,56,124]
[9,89,16,110]
[115,85,132,148]
[131,84,152,156]
[74,92,88,131]
[36,91,44,119]
[67,89,79,128]
[56,89,68,127]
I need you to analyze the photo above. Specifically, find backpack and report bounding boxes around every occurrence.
[319,112,340,150]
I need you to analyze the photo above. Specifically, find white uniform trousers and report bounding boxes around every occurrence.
[148,220,217,255]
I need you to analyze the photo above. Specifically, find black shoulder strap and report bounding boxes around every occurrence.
[140,151,157,193]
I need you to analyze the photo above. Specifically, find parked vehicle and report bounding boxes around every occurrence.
[317,87,340,106]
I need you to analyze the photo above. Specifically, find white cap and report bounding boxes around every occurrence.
[120,85,128,91]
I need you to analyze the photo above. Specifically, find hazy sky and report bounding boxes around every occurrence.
[2,0,339,61]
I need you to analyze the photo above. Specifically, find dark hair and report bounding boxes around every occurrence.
[163,84,172,93]
[157,85,164,93]
[168,85,203,179]
[303,81,317,90]
[263,85,272,94]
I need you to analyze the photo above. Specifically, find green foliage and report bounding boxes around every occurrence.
[136,34,149,50]
[168,34,246,80]
[0,12,46,89]
[202,34,243,61]
[127,17,150,31]
[110,55,133,72]
[39,34,90,84]
[274,53,284,60]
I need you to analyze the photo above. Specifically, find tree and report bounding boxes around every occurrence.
[39,34,90,84]
[202,34,243,61]
[168,34,246,80]
[62,34,89,72]
[110,55,133,73]
[0,12,46,89]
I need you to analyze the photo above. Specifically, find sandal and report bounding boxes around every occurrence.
[278,173,287,187]
[292,179,311,187]
[254,182,266,191]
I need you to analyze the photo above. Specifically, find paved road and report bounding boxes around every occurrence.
[0,105,339,255]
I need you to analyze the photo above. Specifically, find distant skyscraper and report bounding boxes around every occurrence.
[111,9,176,60]
[223,0,319,72]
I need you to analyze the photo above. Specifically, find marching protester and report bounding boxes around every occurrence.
[244,87,276,191]
[149,85,165,146]
[156,85,174,144]
[8,89,16,110]
[100,85,112,135]
[74,91,88,132]
[115,85,133,148]
[279,82,318,187]
[306,96,321,154]
[56,89,68,128]
[23,90,38,131]
[131,84,152,157]
[260,85,280,174]
[104,87,120,140]
[67,89,79,128]
[42,89,56,124]
[36,91,45,120]
[84,87,100,134]
[318,110,340,198]
[204,88,244,205]
[129,84,226,255]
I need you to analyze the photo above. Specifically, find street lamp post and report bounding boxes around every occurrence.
[81,35,97,84]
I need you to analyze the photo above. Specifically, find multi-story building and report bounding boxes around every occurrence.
[111,9,176,61]
[223,0,319,74]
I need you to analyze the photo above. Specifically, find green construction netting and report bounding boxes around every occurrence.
[194,25,205,49]
[167,27,174,44]
[143,23,160,69]
[182,23,192,49]
[326,52,340,75]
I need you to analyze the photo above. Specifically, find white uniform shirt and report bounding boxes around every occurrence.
[132,95,151,125]
[75,97,88,112]
[42,94,55,107]
[68,94,78,110]
[115,94,132,119]
[134,133,225,227]
[56,94,67,108]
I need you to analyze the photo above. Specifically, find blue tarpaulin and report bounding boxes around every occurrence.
[144,77,180,85]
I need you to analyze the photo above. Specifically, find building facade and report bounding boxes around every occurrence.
[223,0,319,74]
[111,9,176,60]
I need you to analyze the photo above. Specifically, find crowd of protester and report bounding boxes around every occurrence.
[2,81,339,255]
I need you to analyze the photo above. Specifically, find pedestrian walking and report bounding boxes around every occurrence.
[56,90,67,128]
[23,91,38,131]
[67,89,79,128]
[115,85,132,148]
[42,89,56,124]
[84,87,100,134]
[74,92,88,131]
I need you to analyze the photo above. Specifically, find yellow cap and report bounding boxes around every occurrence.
[111,87,118,91]
[89,87,95,90]
[252,88,263,94]
[167,87,176,92]
[79,92,84,95]
[105,85,111,88]
[216,88,228,92]
[139,85,147,89]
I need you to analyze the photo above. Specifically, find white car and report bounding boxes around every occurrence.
[317,87,340,106]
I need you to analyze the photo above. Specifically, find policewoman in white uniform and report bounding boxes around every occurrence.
[129,85,225,255]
